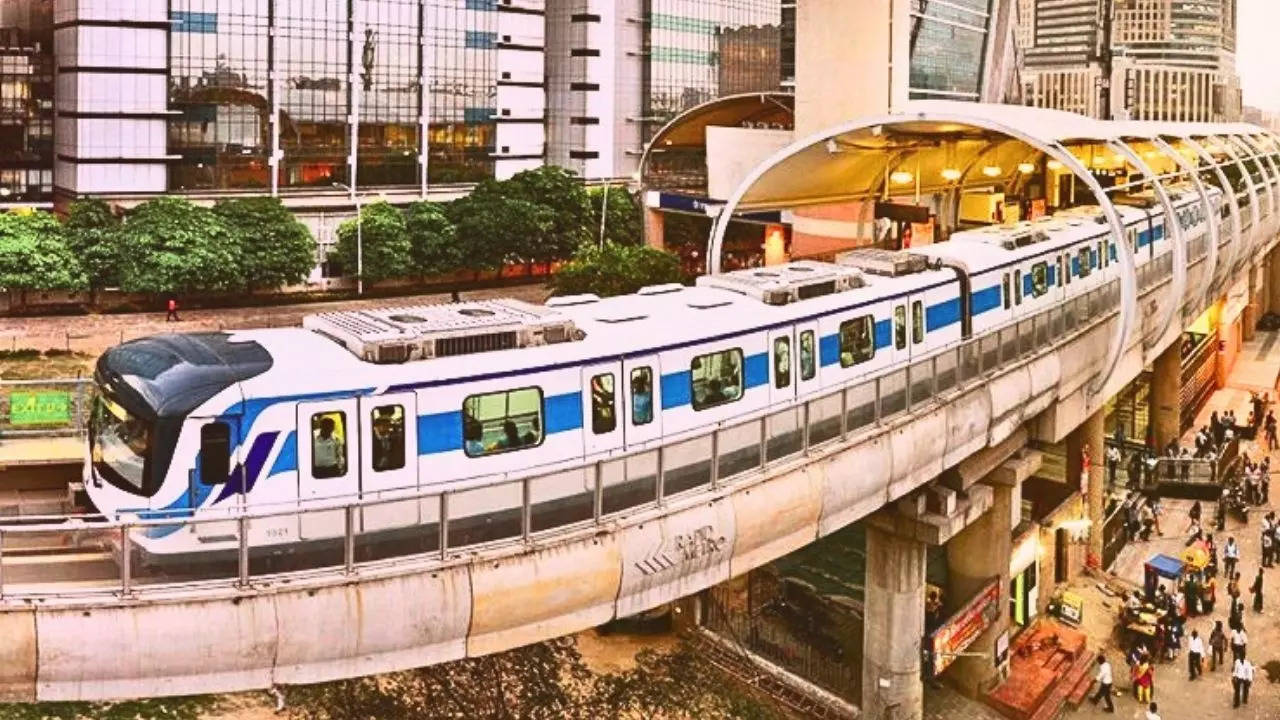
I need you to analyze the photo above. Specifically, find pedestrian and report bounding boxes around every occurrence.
[1241,656,1254,705]
[1204,573,1217,613]
[1107,444,1120,487]
[1262,529,1273,568]
[1135,658,1153,703]
[165,296,180,322]
[1233,657,1249,707]
[1187,629,1203,679]
[450,289,461,303]
[1089,655,1115,712]
[1152,498,1164,536]
[1209,620,1227,671]
[1231,624,1247,661]
[1251,568,1263,612]
[1224,537,1239,579]
[1145,701,1161,720]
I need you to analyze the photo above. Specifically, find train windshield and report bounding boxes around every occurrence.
[90,394,152,494]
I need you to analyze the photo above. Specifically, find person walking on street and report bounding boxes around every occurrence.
[165,296,180,322]
[1224,537,1240,580]
[1089,655,1115,712]
[1210,620,1227,671]
[1251,568,1263,612]
[1231,625,1247,661]
[1233,657,1248,708]
[1187,629,1203,679]
[1242,656,1254,705]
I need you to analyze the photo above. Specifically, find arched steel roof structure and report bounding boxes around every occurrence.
[638,92,794,191]
[707,100,1280,396]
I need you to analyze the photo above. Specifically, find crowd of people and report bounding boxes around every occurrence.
[1092,396,1280,714]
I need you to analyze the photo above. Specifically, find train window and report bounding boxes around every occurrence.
[1062,255,1071,285]
[1030,262,1049,297]
[1077,247,1092,278]
[839,316,875,367]
[199,422,231,485]
[774,336,792,389]
[371,405,405,472]
[691,349,744,411]
[911,301,924,344]
[1002,274,1011,310]
[631,367,653,426]
[893,306,906,350]
[1014,271,1023,304]
[799,331,816,381]
[462,388,544,456]
[590,373,617,434]
[310,411,348,479]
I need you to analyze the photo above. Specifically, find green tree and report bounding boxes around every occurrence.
[117,197,242,294]
[588,186,643,246]
[62,198,122,299]
[333,200,412,285]
[550,242,685,298]
[213,197,316,291]
[449,190,555,276]
[404,201,461,279]
[0,211,87,303]
[489,166,593,264]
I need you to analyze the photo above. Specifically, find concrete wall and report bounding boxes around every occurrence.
[5,230,1276,703]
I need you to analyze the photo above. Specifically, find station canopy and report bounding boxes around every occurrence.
[727,99,1275,212]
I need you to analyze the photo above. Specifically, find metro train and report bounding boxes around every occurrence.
[85,183,1222,558]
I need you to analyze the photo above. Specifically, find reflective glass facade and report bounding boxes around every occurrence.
[642,0,783,141]
[908,0,993,100]
[168,0,497,192]
[0,0,54,203]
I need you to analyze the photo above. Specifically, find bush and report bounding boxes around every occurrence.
[551,242,686,298]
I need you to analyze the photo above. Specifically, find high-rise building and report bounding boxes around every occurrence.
[1019,0,1243,122]
[545,0,785,181]
[0,0,54,206]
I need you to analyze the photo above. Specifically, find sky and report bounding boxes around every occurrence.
[1239,0,1280,112]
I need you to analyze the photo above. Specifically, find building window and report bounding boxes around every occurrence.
[691,349,744,411]
[311,411,348,479]
[463,388,543,456]
[371,404,406,472]
[465,31,497,49]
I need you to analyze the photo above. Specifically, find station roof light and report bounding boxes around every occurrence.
[981,165,1002,178]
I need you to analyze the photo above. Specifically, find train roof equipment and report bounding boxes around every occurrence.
[302,299,581,364]
[694,260,866,305]
[834,247,935,277]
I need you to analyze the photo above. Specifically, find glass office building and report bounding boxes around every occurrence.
[0,0,54,203]
[907,0,995,101]
[641,0,784,141]
[167,0,509,192]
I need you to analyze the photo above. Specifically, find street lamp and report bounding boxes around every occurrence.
[332,181,363,296]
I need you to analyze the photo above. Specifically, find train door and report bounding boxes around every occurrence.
[622,357,661,448]
[767,327,795,405]
[583,362,624,457]
[795,323,821,397]
[190,416,240,542]
[296,398,359,540]
[358,393,419,532]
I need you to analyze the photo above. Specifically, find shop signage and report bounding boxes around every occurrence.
[929,578,1001,676]
[9,391,71,426]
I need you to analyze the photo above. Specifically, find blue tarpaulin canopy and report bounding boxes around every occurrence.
[1146,554,1184,579]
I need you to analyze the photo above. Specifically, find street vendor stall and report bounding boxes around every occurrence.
[1144,554,1184,601]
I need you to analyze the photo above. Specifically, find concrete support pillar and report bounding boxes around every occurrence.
[796,0,908,135]
[944,481,1014,697]
[1066,408,1106,567]
[643,206,665,251]
[1151,341,1182,452]
[862,522,927,720]
[1268,249,1280,315]
[1244,264,1259,341]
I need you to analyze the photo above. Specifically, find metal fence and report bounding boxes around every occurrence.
[0,378,92,437]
